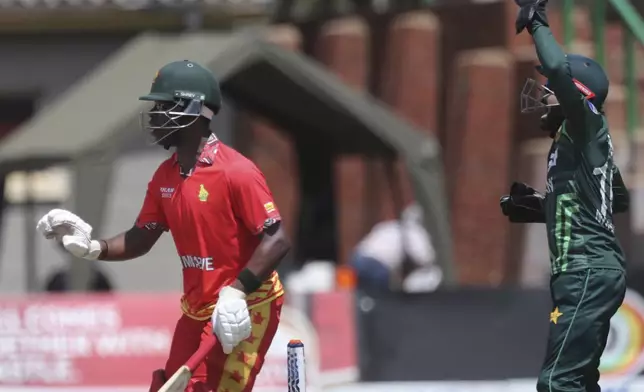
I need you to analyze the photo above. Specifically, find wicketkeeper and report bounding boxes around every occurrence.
[500,2,629,391]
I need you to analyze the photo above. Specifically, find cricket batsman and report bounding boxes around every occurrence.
[36,60,291,391]
[500,1,631,391]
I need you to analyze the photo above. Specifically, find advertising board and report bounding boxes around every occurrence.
[0,291,358,391]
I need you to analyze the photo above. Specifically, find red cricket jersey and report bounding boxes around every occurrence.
[136,137,284,320]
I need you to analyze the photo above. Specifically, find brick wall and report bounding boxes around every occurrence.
[242,2,588,285]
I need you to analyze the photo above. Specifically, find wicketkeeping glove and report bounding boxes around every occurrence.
[515,0,549,35]
[36,209,102,260]
[212,286,252,354]
[500,182,546,223]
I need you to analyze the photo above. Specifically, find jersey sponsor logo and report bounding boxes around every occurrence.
[264,202,275,213]
[573,78,596,99]
[160,187,175,198]
[173,90,206,101]
[198,184,209,202]
[180,255,215,271]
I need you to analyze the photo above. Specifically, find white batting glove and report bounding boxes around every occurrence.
[212,286,251,354]
[36,209,102,260]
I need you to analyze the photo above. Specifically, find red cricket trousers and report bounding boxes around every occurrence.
[149,296,283,392]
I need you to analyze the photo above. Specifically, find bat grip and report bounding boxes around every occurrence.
[185,335,218,371]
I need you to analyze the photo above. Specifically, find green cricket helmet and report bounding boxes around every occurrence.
[520,54,609,114]
[139,60,222,146]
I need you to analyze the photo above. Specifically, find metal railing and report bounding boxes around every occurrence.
[608,0,644,159]
[562,0,643,170]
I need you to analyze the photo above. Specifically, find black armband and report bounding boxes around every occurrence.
[237,269,263,294]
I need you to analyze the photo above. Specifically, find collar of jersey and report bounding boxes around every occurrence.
[557,123,573,143]
[172,133,219,167]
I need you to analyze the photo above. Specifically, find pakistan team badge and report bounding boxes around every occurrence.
[199,184,209,202]
[550,307,563,324]
[599,288,644,390]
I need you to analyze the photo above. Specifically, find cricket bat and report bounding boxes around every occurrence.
[158,335,218,392]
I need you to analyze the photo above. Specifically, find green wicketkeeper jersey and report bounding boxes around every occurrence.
[532,22,626,274]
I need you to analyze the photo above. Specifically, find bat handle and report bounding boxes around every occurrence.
[185,335,218,371]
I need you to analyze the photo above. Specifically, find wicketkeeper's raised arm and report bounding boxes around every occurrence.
[530,23,587,122]
[517,1,588,127]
